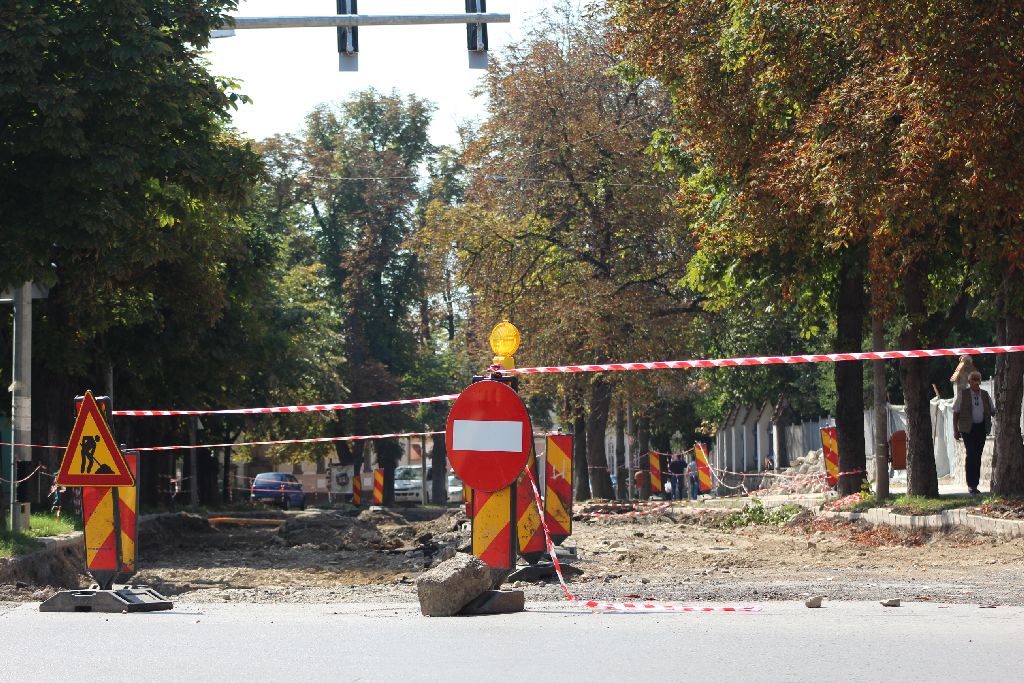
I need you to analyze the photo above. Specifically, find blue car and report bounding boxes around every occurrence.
[251,472,306,510]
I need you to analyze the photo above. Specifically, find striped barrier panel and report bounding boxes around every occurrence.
[649,451,663,497]
[82,451,138,589]
[471,486,515,569]
[515,449,546,564]
[820,427,839,487]
[372,469,384,505]
[352,473,362,506]
[464,484,472,518]
[695,442,712,493]
[544,434,573,545]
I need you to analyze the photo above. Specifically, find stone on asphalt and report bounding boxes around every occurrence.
[805,595,825,608]
[459,589,526,616]
[880,599,901,607]
[415,553,494,617]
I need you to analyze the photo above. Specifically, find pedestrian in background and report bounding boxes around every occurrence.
[686,456,700,501]
[668,453,687,501]
[950,354,977,401]
[953,370,995,496]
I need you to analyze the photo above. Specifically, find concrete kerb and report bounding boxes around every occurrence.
[822,507,1024,538]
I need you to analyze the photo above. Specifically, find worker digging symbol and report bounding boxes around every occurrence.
[80,435,102,473]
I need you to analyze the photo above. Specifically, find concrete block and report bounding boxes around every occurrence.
[459,589,526,616]
[415,553,494,617]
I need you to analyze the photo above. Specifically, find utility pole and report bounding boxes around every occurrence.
[3,282,46,531]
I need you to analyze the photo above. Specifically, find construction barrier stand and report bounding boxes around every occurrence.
[695,442,712,493]
[372,469,384,505]
[82,451,138,590]
[471,485,515,569]
[821,427,839,487]
[649,451,663,498]
[352,473,362,506]
[515,449,546,564]
[544,434,573,545]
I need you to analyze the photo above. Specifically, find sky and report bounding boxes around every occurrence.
[206,1,556,146]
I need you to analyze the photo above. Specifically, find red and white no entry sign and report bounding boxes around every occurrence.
[445,380,533,492]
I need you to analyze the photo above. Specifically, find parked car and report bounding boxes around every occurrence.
[251,472,305,510]
[447,474,465,503]
[393,465,428,503]
[393,466,465,504]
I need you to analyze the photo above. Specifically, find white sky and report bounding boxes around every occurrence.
[206,1,555,146]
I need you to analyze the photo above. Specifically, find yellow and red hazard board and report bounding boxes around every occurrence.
[544,435,573,545]
[372,469,384,505]
[649,451,663,497]
[57,391,134,487]
[821,426,839,487]
[471,486,515,569]
[352,473,362,506]
[83,451,138,580]
[695,442,712,493]
[515,449,545,564]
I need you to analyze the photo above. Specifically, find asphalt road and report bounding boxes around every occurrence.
[1,600,1021,681]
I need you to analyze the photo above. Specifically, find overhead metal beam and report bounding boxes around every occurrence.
[223,14,510,30]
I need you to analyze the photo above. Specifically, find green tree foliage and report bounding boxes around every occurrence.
[0,1,267,504]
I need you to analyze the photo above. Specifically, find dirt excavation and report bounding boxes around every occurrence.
[4,500,1024,607]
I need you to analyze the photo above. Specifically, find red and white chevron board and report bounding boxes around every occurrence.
[544,435,574,544]
[83,452,138,577]
[516,450,546,563]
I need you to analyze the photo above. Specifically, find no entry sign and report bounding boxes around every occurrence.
[445,380,532,492]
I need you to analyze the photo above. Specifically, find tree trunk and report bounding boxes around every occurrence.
[991,280,1024,495]
[834,246,867,495]
[900,356,939,496]
[572,411,591,501]
[614,400,626,500]
[586,377,614,499]
[431,433,448,504]
[899,257,939,497]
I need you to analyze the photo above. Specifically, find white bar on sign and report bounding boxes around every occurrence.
[452,420,522,452]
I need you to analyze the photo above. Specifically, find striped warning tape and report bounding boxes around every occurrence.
[506,345,1024,375]
[112,393,460,417]
[110,345,1024,417]
[584,601,763,613]
[130,430,444,452]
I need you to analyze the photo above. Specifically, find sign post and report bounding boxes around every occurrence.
[40,391,171,613]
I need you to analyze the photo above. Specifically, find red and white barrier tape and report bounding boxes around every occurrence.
[523,466,576,600]
[112,393,460,417]
[131,430,444,452]
[584,601,763,613]
[111,345,1023,417]
[507,345,1024,375]
[0,464,45,485]
[0,441,65,451]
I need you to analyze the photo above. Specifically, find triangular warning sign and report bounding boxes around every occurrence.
[56,391,135,487]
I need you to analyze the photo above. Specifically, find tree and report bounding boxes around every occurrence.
[424,5,693,499]
[613,0,1024,496]
[0,1,266,506]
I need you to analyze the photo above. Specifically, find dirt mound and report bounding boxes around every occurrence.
[280,510,399,550]
[139,512,214,551]
[0,539,86,590]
